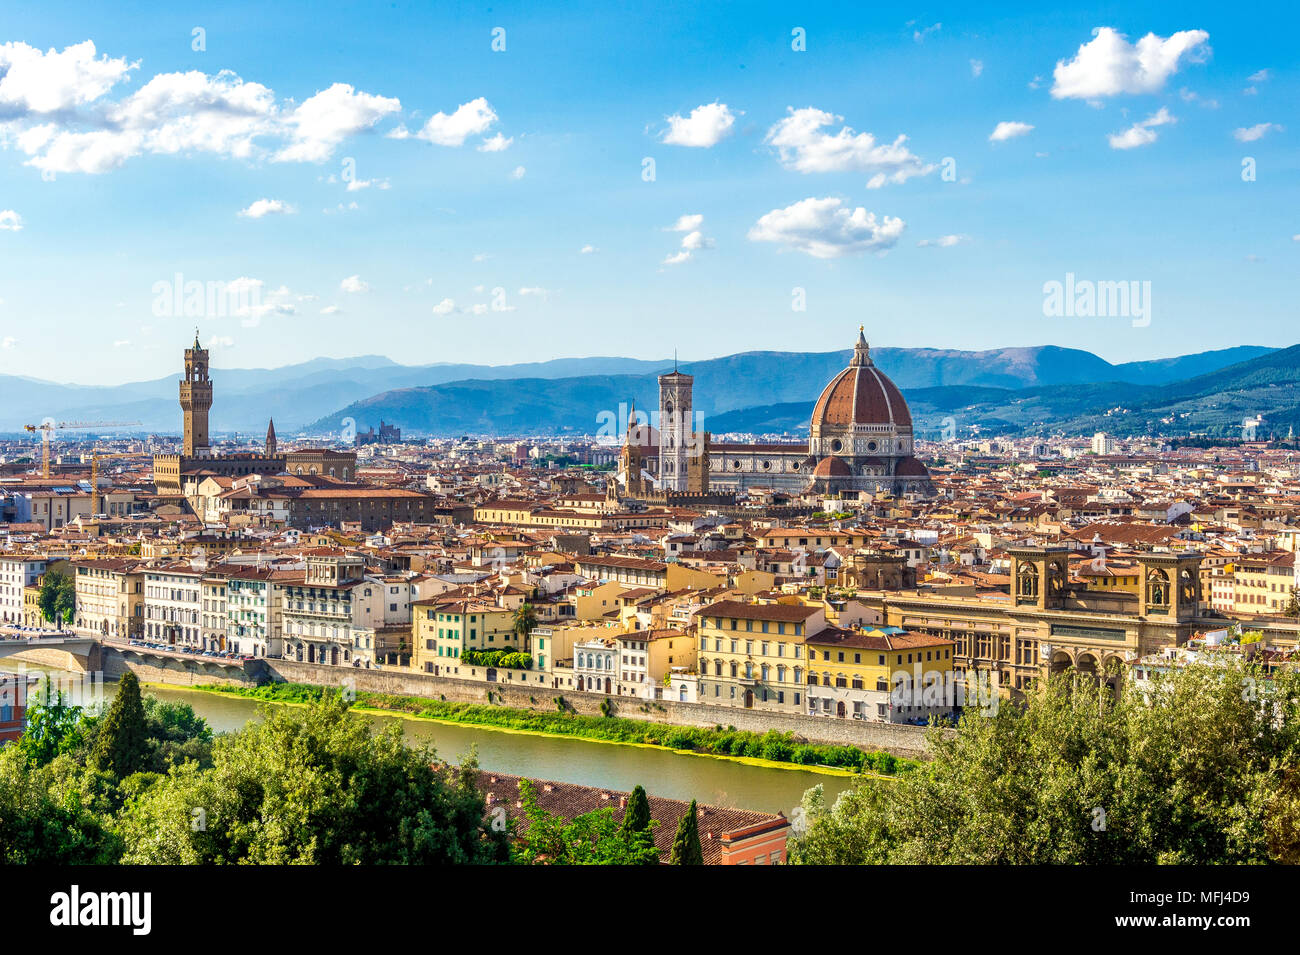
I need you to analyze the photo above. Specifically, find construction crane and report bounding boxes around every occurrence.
[23,420,142,479]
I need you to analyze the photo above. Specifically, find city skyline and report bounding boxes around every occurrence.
[1,1,1296,384]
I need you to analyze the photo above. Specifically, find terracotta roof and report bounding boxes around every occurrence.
[811,360,912,430]
[473,771,786,865]
[699,599,820,622]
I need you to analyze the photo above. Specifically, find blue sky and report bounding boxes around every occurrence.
[0,1,1295,384]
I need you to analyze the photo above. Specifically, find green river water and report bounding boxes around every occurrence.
[8,665,853,815]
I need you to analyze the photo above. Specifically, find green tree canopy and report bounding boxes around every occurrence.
[621,783,652,836]
[116,693,508,864]
[512,778,659,865]
[791,659,1300,865]
[91,671,149,778]
[669,799,704,865]
[37,570,75,626]
[13,676,85,767]
[512,602,538,643]
[0,747,121,864]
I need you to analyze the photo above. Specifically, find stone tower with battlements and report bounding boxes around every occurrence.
[179,330,212,456]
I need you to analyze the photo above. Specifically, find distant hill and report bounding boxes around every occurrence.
[0,343,1279,438]
[308,345,1290,439]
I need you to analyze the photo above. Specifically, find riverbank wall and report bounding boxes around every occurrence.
[258,659,939,758]
[64,643,939,758]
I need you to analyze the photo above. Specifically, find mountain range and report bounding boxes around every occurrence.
[1,344,1287,441]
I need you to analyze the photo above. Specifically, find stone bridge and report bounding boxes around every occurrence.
[1,636,259,686]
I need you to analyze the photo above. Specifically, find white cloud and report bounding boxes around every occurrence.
[765,107,934,187]
[478,132,513,152]
[989,121,1034,142]
[274,83,400,163]
[238,198,295,218]
[319,305,341,315]
[580,244,598,254]
[662,214,713,265]
[913,23,942,43]
[1052,27,1210,100]
[339,275,369,293]
[661,102,737,147]
[970,59,984,78]
[1107,107,1175,149]
[0,40,136,114]
[747,197,905,259]
[518,287,551,298]
[0,45,400,174]
[467,303,489,315]
[917,234,969,247]
[1179,88,1219,109]
[2,337,17,349]
[510,165,526,179]
[1234,123,1282,142]
[0,210,23,231]
[411,97,498,146]
[431,298,456,315]
[1248,69,1271,83]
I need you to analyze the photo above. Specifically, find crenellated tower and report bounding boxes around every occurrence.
[179,329,212,456]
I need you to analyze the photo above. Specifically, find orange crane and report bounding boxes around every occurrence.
[23,420,142,479]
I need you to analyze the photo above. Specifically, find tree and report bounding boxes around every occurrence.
[116,693,509,864]
[37,570,75,627]
[790,659,1300,865]
[669,800,704,865]
[512,779,659,865]
[512,602,538,644]
[1283,586,1300,618]
[14,676,85,766]
[91,671,149,778]
[621,784,652,836]
[0,746,120,864]
[141,696,214,773]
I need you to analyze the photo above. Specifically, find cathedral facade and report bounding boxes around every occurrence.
[616,329,935,500]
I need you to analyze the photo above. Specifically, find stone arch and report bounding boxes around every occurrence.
[1048,649,1073,676]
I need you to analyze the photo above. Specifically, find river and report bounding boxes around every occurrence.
[8,664,853,816]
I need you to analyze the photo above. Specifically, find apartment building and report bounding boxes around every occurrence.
[696,600,825,712]
[224,566,282,658]
[0,556,48,625]
[279,553,382,666]
[72,558,144,639]
[411,598,515,675]
[804,626,955,722]
[143,564,203,645]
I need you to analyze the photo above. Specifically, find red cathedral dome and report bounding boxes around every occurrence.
[812,455,852,478]
[810,329,912,431]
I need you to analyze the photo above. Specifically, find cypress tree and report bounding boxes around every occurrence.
[670,799,704,865]
[622,784,652,835]
[93,670,149,777]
